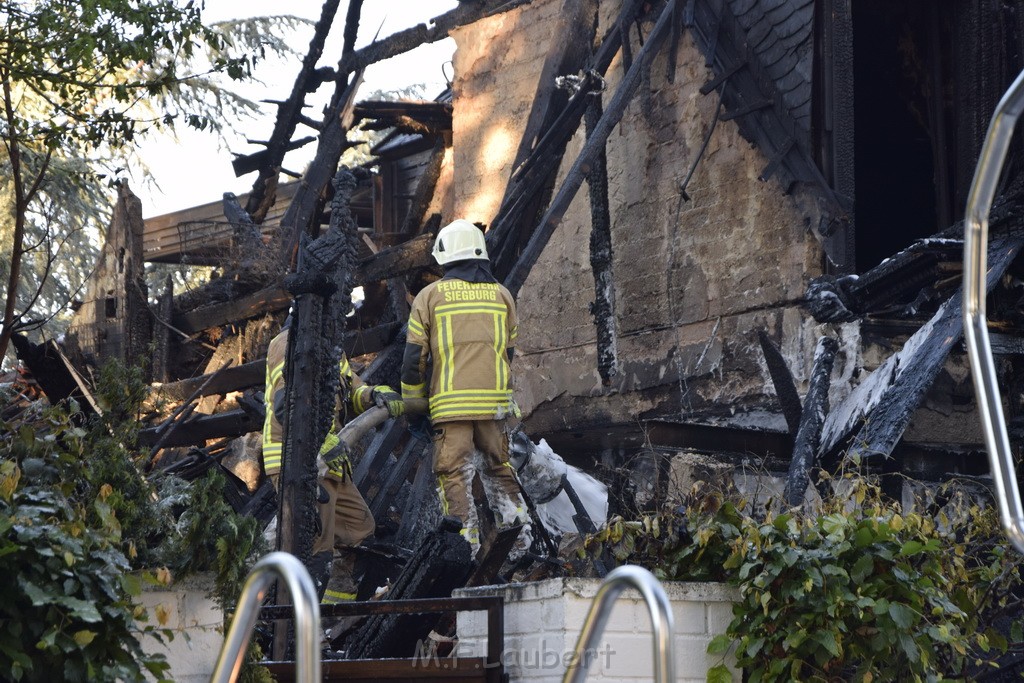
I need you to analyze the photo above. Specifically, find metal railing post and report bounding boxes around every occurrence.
[210,552,321,683]
[563,565,675,683]
[963,68,1024,555]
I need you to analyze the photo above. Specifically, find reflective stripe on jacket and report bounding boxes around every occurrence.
[403,277,518,423]
[261,329,373,477]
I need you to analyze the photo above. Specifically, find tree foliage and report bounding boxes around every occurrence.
[0,0,305,360]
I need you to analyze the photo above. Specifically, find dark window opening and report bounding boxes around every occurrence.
[104,297,117,319]
[853,0,955,272]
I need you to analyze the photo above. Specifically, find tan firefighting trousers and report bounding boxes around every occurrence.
[268,472,374,602]
[432,419,525,547]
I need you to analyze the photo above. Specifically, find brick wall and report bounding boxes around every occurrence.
[455,577,741,682]
[448,0,835,438]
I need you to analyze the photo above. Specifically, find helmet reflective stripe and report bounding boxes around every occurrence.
[432,219,487,265]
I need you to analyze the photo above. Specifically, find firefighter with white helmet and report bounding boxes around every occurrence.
[402,219,526,552]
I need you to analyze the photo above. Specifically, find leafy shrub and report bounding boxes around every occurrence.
[0,461,170,682]
[0,360,269,681]
[586,474,1024,682]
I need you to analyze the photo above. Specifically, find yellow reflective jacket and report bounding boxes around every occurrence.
[261,329,375,477]
[402,276,518,423]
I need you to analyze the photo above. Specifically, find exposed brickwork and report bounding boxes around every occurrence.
[455,578,741,682]
[448,0,829,436]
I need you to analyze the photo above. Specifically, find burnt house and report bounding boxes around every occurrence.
[14,0,1024,666]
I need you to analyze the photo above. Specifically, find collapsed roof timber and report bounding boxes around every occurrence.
[12,0,1024,657]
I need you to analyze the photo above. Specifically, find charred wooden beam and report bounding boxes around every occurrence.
[173,286,292,335]
[138,406,264,447]
[488,0,646,279]
[505,0,681,296]
[151,360,266,404]
[757,330,802,436]
[240,0,343,220]
[829,237,1024,463]
[342,519,472,659]
[332,0,532,84]
[353,100,453,129]
[171,241,432,335]
[783,337,837,506]
[278,72,365,263]
[585,97,618,386]
[398,138,447,236]
[231,136,317,178]
[357,234,434,282]
[505,0,599,182]
[278,168,363,568]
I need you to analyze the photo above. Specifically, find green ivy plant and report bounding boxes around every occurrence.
[0,460,170,682]
[0,359,270,681]
[586,474,1024,682]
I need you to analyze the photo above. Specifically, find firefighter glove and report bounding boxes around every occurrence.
[372,385,405,417]
[324,442,354,480]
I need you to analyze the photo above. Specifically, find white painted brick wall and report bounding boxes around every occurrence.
[455,578,741,683]
[136,573,224,683]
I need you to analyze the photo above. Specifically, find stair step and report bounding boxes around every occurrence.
[264,656,497,682]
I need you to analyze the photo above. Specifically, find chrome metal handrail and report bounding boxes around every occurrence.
[210,552,321,683]
[563,565,675,683]
[963,68,1024,555]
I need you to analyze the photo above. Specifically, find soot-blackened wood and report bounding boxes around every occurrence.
[784,336,837,506]
[152,275,174,383]
[369,439,428,519]
[343,521,472,659]
[137,407,264,447]
[505,0,680,296]
[398,137,447,236]
[505,0,599,186]
[173,286,291,335]
[353,101,453,131]
[274,169,362,658]
[487,0,645,279]
[757,330,803,435]
[352,419,407,493]
[332,0,532,84]
[171,243,433,335]
[356,234,434,282]
[152,360,266,404]
[837,237,1024,463]
[585,98,618,386]
[278,74,364,263]
[240,0,343,221]
[278,169,362,563]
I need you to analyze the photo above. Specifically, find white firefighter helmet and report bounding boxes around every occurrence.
[432,219,487,265]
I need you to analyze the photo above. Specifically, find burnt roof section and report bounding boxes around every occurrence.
[686,0,831,200]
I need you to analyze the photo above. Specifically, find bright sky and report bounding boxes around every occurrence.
[135,0,458,218]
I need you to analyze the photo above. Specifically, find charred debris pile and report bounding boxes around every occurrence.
[12,0,1024,664]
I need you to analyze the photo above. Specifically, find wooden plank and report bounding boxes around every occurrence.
[829,238,1024,461]
[756,330,803,435]
[170,238,432,335]
[137,408,264,447]
[783,336,837,505]
[151,360,267,404]
[173,286,292,335]
[264,658,492,681]
[356,234,434,282]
